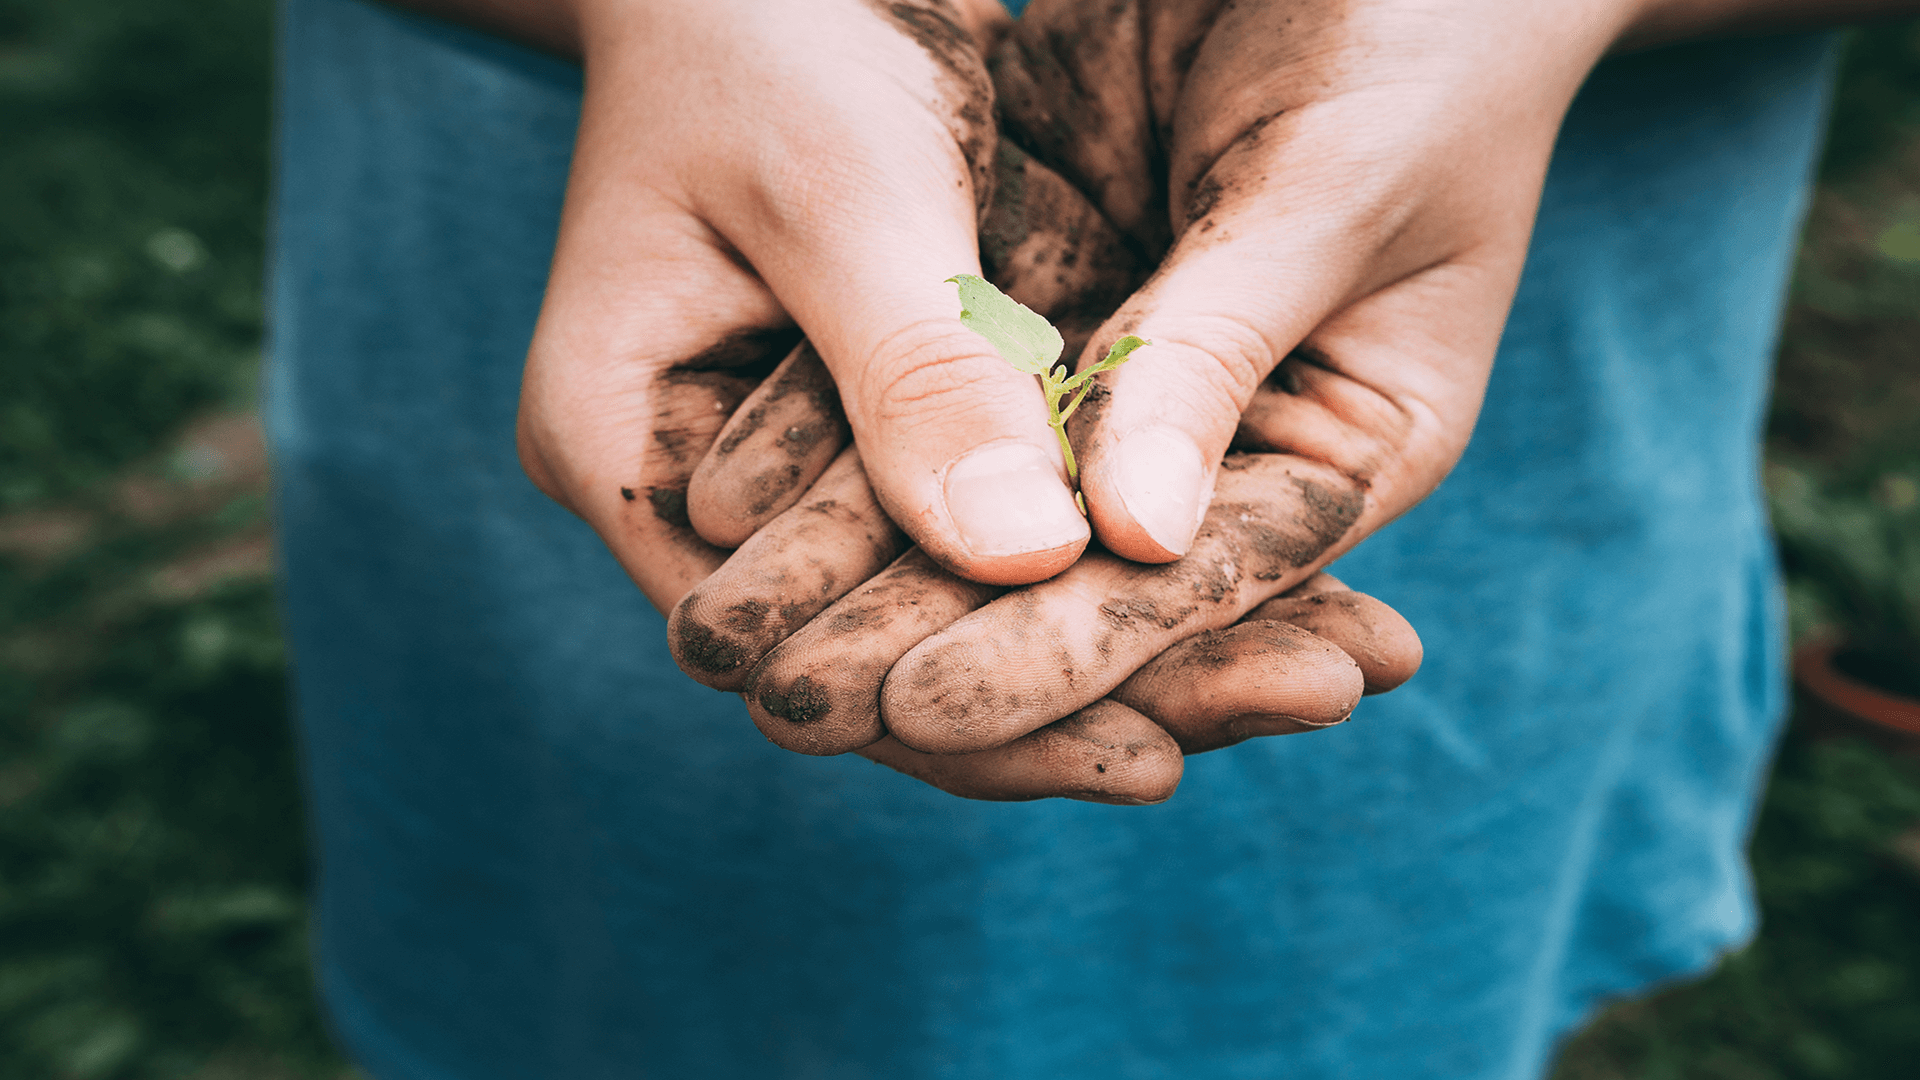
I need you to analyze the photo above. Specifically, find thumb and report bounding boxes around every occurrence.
[825,275,1092,586]
[1066,81,1537,562]
[709,143,1092,587]
[1070,196,1525,564]
[1067,232,1353,562]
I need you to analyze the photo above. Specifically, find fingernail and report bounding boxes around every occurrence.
[944,441,1088,558]
[1109,427,1208,557]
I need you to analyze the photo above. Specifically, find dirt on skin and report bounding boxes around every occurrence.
[753,674,833,726]
[878,454,1367,755]
[1110,619,1361,752]
[870,0,1001,214]
[647,486,693,529]
[638,319,854,619]
[1178,107,1284,232]
[689,342,852,543]
[673,620,751,677]
[1229,470,1367,578]
[745,547,1003,755]
[676,325,804,375]
[619,365,763,594]
[712,344,844,461]
[990,0,1167,253]
[670,448,911,690]
[857,699,1182,803]
[977,140,1146,356]
[1245,589,1422,693]
[999,0,1352,249]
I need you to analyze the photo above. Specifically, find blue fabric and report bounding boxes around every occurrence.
[267,2,1836,1077]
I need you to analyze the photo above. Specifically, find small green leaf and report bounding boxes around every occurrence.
[1094,334,1149,370]
[947,274,1063,375]
[1059,334,1150,395]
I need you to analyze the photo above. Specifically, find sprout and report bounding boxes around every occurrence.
[946,273,1147,496]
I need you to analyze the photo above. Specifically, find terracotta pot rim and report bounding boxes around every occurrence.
[1792,638,1920,737]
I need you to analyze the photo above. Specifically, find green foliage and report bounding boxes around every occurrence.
[947,273,1063,375]
[1821,23,1920,181]
[0,0,349,1074]
[948,273,1147,485]
[1770,460,1920,696]
[0,583,341,1079]
[0,0,271,508]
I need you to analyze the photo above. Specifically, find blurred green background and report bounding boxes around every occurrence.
[0,1,1916,1077]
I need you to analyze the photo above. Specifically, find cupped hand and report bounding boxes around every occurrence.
[834,0,1650,759]
[674,0,1616,764]
[986,0,1637,570]
[666,138,1420,802]
[673,350,1423,797]
[516,0,1162,602]
[679,363,1422,771]
[472,0,1445,801]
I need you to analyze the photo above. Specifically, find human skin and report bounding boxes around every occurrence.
[378,0,1920,796]
[670,141,1421,770]
[367,0,1431,802]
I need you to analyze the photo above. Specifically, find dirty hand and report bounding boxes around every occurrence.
[379,0,1426,804]
[676,363,1423,802]
[976,0,1641,574]
[659,133,1421,801]
[668,0,1621,767]
[676,350,1425,783]
[513,0,1145,608]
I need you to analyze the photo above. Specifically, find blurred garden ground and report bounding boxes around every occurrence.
[0,1,1916,1077]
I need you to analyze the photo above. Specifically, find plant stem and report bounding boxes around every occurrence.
[1051,415,1079,485]
[1058,379,1097,423]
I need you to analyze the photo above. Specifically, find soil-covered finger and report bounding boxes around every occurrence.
[744,548,1002,756]
[668,447,909,690]
[1277,571,1347,599]
[685,135,1135,559]
[857,700,1182,804]
[881,453,1366,754]
[687,341,850,547]
[601,368,763,611]
[1111,620,1363,754]
[1245,590,1423,694]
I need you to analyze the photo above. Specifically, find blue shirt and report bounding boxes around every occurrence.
[269,2,1835,1076]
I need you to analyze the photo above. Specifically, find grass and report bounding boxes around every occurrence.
[0,1,1914,1077]
[0,0,346,1075]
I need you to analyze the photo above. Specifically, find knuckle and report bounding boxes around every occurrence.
[1129,314,1277,426]
[856,320,1034,423]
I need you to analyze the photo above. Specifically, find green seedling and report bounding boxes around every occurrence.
[946,273,1148,495]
